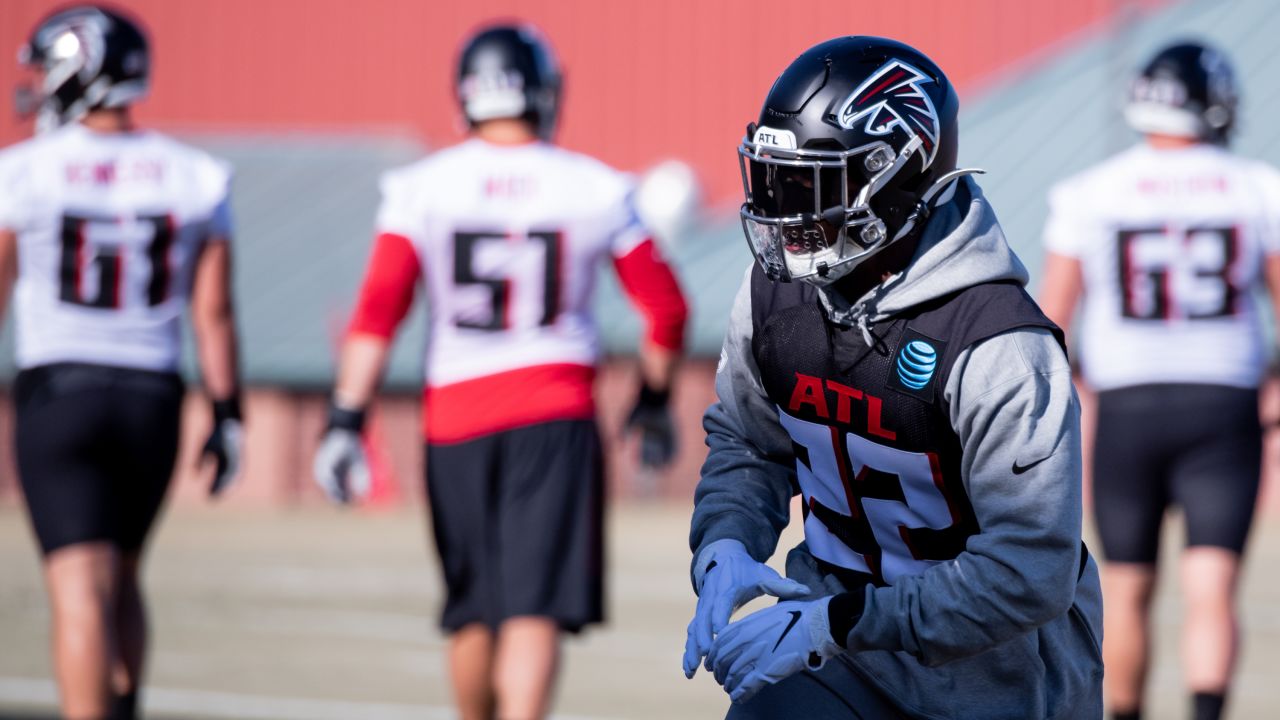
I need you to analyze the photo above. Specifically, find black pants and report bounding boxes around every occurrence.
[425,419,605,633]
[1093,383,1261,564]
[15,363,183,555]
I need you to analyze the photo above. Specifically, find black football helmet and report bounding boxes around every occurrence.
[16,4,149,132]
[456,23,561,140]
[1125,41,1237,144]
[739,36,977,285]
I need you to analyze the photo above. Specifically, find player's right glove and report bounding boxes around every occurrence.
[625,380,676,468]
[682,538,812,678]
[707,595,850,703]
[312,401,371,504]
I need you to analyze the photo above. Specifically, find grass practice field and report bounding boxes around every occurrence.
[0,503,1278,719]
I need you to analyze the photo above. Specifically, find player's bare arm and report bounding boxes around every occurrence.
[333,334,392,409]
[1264,254,1280,328]
[191,237,239,400]
[314,231,420,503]
[0,229,16,319]
[191,236,245,495]
[1038,251,1084,335]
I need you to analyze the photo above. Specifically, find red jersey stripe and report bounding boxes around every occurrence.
[424,362,596,444]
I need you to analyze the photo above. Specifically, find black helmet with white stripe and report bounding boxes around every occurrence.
[1125,41,1237,145]
[16,4,149,132]
[455,23,562,140]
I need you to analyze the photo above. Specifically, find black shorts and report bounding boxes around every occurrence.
[1093,383,1262,564]
[425,419,605,633]
[15,363,184,555]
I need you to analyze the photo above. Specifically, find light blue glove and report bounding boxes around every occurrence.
[707,596,843,703]
[682,539,811,678]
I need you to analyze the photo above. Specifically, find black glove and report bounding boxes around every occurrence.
[625,381,676,469]
[202,396,244,497]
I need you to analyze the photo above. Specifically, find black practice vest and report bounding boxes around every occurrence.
[750,265,1065,589]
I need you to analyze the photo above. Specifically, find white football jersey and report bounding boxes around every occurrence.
[0,123,231,372]
[1045,143,1280,390]
[375,138,648,388]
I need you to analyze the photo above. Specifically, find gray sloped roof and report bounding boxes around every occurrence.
[177,134,429,389]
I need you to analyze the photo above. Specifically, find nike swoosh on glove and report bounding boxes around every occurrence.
[682,539,811,678]
[706,597,843,703]
[313,429,370,504]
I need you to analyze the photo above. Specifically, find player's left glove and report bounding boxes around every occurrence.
[202,396,244,497]
[706,596,847,704]
[624,380,676,468]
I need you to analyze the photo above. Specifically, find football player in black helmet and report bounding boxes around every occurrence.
[315,20,687,720]
[3,6,244,719]
[1040,41,1274,720]
[685,36,1102,718]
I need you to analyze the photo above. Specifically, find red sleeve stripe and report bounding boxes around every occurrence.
[611,237,689,352]
[347,232,422,339]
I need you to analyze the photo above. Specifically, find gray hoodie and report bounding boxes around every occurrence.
[691,178,1104,720]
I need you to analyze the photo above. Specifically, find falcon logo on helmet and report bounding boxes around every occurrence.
[838,60,941,169]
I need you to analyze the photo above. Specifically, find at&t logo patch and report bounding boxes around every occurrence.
[890,330,945,399]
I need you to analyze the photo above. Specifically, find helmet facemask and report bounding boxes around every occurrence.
[738,127,924,285]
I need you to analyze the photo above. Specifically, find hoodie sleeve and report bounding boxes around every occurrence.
[845,326,1084,666]
[689,267,798,575]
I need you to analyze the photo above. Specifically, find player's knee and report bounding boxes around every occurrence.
[45,544,120,617]
[1181,547,1240,602]
[1102,565,1157,606]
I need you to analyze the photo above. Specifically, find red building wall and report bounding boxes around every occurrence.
[0,0,1165,203]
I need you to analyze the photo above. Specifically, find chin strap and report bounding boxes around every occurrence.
[890,167,986,243]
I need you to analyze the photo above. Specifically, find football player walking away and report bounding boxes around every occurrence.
[312,23,688,720]
[682,37,1103,719]
[1039,41,1280,720]
[0,6,243,720]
